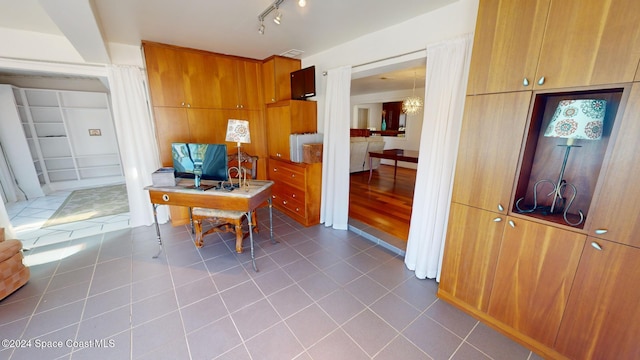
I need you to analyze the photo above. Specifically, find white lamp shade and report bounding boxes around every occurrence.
[544,99,606,140]
[225,119,251,143]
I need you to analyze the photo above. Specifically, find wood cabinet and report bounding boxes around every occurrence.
[262,56,301,104]
[268,158,321,226]
[441,1,640,358]
[467,0,640,95]
[265,100,317,161]
[555,239,640,360]
[439,203,504,312]
[487,218,585,348]
[451,92,530,213]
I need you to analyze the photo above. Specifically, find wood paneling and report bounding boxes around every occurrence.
[153,107,190,166]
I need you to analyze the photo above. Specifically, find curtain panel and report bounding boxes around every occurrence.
[320,66,352,230]
[107,65,169,227]
[404,34,473,280]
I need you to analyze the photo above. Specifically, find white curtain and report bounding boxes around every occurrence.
[404,34,473,280]
[320,66,352,230]
[107,65,169,227]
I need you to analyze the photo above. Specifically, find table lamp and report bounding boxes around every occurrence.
[516,99,606,226]
[225,119,251,187]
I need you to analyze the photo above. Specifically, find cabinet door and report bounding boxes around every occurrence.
[262,56,300,104]
[586,84,640,247]
[236,60,262,110]
[143,43,186,107]
[266,105,292,160]
[466,0,550,95]
[439,203,504,312]
[451,92,530,213]
[555,239,640,360]
[182,51,225,109]
[152,107,190,166]
[488,218,585,347]
[535,0,640,90]
[186,108,230,144]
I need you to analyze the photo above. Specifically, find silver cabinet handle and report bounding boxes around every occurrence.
[187,103,191,108]
[497,204,504,212]
[595,229,608,235]
[508,220,515,228]
[291,174,295,178]
[523,78,529,87]
[493,217,502,222]
[283,200,288,205]
[295,207,300,212]
[273,168,278,172]
[292,193,296,198]
[537,76,545,85]
[591,242,603,251]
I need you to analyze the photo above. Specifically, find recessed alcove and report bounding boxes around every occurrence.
[512,87,624,228]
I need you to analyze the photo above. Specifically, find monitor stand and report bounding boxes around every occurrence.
[187,174,214,191]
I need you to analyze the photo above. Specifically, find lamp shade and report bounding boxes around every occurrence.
[225,119,251,144]
[544,99,606,141]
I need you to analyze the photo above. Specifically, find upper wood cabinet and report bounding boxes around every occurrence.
[143,41,262,110]
[262,56,301,104]
[555,238,640,360]
[488,218,585,348]
[451,92,531,213]
[265,100,317,161]
[585,83,640,247]
[438,203,504,313]
[467,0,640,95]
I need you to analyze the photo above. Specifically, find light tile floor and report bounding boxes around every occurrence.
[1,205,544,360]
[5,190,130,250]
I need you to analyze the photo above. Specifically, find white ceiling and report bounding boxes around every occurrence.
[0,0,450,93]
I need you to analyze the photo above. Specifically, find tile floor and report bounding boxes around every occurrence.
[1,204,544,360]
[5,189,130,250]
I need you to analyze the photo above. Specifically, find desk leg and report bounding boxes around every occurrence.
[247,211,258,272]
[268,197,276,245]
[394,160,398,180]
[152,204,163,259]
[368,156,373,183]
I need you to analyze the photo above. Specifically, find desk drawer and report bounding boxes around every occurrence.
[269,161,306,190]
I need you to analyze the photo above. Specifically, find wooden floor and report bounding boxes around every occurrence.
[349,164,416,241]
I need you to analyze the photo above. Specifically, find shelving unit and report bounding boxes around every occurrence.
[14,87,124,191]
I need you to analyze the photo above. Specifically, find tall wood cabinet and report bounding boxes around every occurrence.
[440,1,640,359]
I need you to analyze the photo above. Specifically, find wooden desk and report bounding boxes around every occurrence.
[368,149,419,183]
[145,179,275,271]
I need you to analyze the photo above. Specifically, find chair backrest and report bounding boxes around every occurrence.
[228,151,258,179]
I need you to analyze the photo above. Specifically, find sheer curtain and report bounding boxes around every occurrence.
[107,65,169,227]
[320,66,352,230]
[404,34,473,280]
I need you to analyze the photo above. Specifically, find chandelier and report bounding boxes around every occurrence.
[402,72,423,114]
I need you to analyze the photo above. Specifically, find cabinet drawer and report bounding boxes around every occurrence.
[273,182,306,206]
[269,162,306,189]
[272,191,306,220]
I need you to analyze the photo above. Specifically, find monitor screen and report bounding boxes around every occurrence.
[172,143,228,181]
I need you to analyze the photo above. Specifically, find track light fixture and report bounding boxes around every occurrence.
[273,7,282,24]
[257,0,285,35]
[298,0,306,7]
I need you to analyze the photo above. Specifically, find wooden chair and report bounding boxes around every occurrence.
[191,151,259,253]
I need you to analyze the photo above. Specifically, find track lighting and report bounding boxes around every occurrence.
[298,0,306,7]
[257,0,285,35]
[273,8,282,24]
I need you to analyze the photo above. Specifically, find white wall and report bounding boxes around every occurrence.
[302,0,479,132]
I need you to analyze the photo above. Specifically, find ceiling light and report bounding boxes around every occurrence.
[298,0,306,7]
[403,72,423,115]
[273,8,282,24]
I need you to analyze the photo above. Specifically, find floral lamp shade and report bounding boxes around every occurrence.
[544,99,606,141]
[225,119,251,144]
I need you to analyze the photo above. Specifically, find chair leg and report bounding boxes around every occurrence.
[251,211,259,233]
[234,221,244,254]
[193,217,204,248]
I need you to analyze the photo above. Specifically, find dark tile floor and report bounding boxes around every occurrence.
[0,208,543,360]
